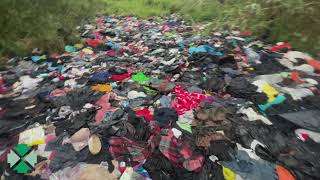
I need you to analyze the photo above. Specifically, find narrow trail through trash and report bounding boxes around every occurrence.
[1,15,320,180]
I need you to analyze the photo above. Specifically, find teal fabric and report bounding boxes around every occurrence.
[259,95,286,111]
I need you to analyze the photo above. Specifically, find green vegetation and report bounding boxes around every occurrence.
[104,0,320,55]
[0,0,104,57]
[0,0,319,60]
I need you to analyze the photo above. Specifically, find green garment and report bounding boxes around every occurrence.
[131,72,151,84]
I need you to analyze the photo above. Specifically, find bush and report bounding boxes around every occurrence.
[0,0,104,57]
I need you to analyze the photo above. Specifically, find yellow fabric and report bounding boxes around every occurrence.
[91,84,113,92]
[263,83,279,102]
[27,139,45,146]
[82,48,94,55]
[74,43,84,49]
[223,166,236,180]
[40,55,47,59]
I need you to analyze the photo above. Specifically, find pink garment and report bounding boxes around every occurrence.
[95,32,103,40]
[171,84,206,115]
[97,18,105,24]
[95,93,126,123]
[50,88,70,97]
[50,53,61,59]
[106,50,116,56]
[162,24,170,32]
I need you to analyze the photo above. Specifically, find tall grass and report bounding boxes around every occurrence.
[104,0,320,56]
[0,0,105,58]
[0,0,319,60]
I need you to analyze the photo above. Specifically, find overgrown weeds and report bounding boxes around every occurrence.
[0,0,319,60]
[104,0,320,56]
[0,0,105,58]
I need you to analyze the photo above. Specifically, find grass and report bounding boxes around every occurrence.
[0,0,105,58]
[0,0,319,62]
[103,0,320,56]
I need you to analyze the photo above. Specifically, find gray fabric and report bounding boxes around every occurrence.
[49,144,87,172]
[279,110,320,132]
[160,95,171,107]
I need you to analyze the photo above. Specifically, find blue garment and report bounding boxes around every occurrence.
[64,45,77,53]
[189,45,223,56]
[106,17,113,23]
[91,72,111,79]
[134,164,152,180]
[259,95,286,111]
[221,150,277,180]
[31,56,42,62]
[47,65,63,72]
[106,42,120,50]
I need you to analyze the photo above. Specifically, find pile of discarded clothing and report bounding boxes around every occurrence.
[1,15,320,180]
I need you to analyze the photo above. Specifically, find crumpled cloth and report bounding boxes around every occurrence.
[238,107,272,125]
[111,73,131,81]
[127,91,147,99]
[220,150,277,180]
[189,45,223,56]
[95,93,126,123]
[63,128,90,151]
[131,72,151,84]
[135,107,154,123]
[159,130,204,171]
[108,136,149,163]
[91,84,112,92]
[171,84,206,115]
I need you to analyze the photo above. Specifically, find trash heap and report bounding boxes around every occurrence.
[1,15,320,180]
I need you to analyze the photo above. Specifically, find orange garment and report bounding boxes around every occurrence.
[91,84,112,92]
[291,71,304,83]
[307,59,320,71]
[276,165,296,180]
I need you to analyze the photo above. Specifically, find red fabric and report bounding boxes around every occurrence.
[58,76,65,81]
[234,54,248,64]
[87,40,100,47]
[291,71,304,83]
[271,43,291,52]
[307,59,320,71]
[301,133,309,139]
[111,73,131,81]
[49,150,55,161]
[0,148,12,162]
[171,84,206,115]
[135,107,154,123]
[50,53,61,59]
[0,79,6,95]
[109,137,149,163]
[240,31,252,36]
[159,130,204,171]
